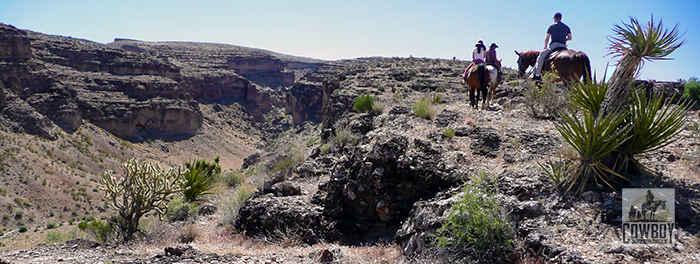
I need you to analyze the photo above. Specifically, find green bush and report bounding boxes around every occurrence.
[78,219,115,244]
[181,157,221,202]
[413,99,436,120]
[18,225,27,233]
[46,223,56,229]
[524,71,568,119]
[330,126,359,149]
[436,172,513,262]
[683,77,700,103]
[221,171,246,188]
[166,196,198,222]
[443,128,456,139]
[269,148,304,176]
[44,231,62,245]
[353,94,375,113]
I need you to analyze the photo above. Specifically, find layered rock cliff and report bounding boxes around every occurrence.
[1,23,331,141]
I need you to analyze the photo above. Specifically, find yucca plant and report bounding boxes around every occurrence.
[551,16,689,194]
[181,157,221,203]
[613,89,692,173]
[556,86,631,193]
[603,15,685,114]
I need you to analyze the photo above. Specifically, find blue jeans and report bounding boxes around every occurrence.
[534,42,567,76]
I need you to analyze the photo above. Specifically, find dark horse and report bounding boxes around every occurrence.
[514,49,592,84]
[461,64,497,110]
[641,200,666,221]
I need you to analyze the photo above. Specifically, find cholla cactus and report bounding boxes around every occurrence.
[101,158,183,241]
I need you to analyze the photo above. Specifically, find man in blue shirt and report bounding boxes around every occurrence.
[533,12,572,80]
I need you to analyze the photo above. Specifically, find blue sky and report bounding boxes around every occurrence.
[1,0,698,81]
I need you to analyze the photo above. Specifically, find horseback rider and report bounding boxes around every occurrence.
[485,43,502,83]
[646,190,655,203]
[533,12,571,80]
[461,39,488,81]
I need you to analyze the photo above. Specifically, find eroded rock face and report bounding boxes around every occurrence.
[0,24,32,61]
[1,24,334,140]
[285,82,324,125]
[0,23,204,140]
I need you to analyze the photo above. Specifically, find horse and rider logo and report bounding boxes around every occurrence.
[627,190,669,222]
[622,188,675,244]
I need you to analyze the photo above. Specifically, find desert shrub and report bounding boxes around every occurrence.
[683,77,699,103]
[79,219,116,244]
[330,126,360,149]
[413,99,436,120]
[14,211,23,219]
[269,148,304,176]
[18,225,27,233]
[46,223,56,229]
[101,158,183,241]
[221,184,256,226]
[166,196,198,222]
[524,71,568,119]
[221,170,246,188]
[614,88,692,172]
[181,157,221,203]
[372,100,385,115]
[436,172,513,262]
[429,93,442,104]
[443,128,456,139]
[319,143,334,155]
[354,94,375,113]
[44,231,62,245]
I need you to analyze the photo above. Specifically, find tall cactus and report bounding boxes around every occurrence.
[101,158,183,241]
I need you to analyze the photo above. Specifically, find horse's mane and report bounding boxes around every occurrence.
[522,50,540,61]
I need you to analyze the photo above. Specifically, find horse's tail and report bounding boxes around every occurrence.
[578,52,592,84]
[477,64,486,92]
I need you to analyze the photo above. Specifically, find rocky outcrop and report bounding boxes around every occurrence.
[285,81,324,125]
[0,24,31,62]
[227,56,295,88]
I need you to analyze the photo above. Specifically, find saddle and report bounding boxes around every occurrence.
[543,47,567,72]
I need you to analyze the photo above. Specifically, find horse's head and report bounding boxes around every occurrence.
[514,50,528,78]
[514,50,540,78]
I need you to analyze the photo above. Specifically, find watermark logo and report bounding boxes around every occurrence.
[622,188,675,245]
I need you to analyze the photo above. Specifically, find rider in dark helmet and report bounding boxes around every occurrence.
[533,12,571,80]
[485,43,502,83]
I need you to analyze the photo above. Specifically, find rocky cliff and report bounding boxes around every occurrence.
[1,23,332,141]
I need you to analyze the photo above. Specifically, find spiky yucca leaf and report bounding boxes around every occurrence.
[567,77,608,117]
[181,157,221,203]
[603,16,686,114]
[556,80,632,193]
[607,15,685,68]
[619,89,692,157]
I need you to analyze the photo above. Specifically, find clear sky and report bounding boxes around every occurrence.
[1,0,698,81]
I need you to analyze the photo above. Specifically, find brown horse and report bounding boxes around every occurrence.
[461,64,498,110]
[514,49,591,84]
